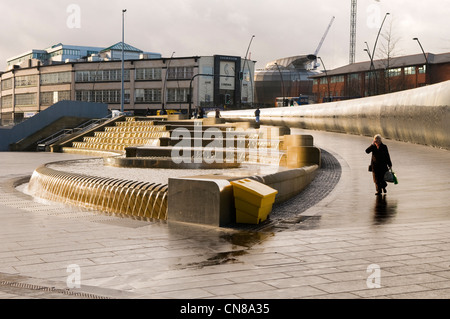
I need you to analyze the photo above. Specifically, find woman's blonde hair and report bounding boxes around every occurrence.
[374,134,382,140]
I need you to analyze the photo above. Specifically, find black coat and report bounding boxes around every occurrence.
[366,143,392,188]
[366,143,392,171]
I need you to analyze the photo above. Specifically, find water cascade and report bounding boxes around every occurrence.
[27,166,168,220]
[71,118,170,152]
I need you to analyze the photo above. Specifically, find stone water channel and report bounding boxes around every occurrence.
[20,157,279,222]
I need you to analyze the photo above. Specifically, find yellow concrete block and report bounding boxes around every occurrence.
[231,178,278,224]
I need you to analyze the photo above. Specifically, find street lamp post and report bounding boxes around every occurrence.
[242,35,255,108]
[413,37,429,85]
[364,42,374,96]
[317,57,331,103]
[371,12,390,94]
[121,9,127,113]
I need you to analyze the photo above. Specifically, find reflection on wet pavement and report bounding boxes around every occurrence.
[373,195,398,225]
[220,231,274,248]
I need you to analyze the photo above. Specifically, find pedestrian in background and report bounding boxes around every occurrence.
[255,107,261,124]
[366,134,393,195]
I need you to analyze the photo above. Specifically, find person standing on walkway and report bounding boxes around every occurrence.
[198,107,204,119]
[366,134,393,195]
[255,107,261,124]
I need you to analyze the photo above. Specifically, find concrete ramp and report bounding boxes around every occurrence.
[0,101,109,151]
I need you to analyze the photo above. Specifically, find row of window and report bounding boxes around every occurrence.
[1,93,37,107]
[49,49,81,58]
[1,73,72,90]
[75,70,130,82]
[1,67,197,91]
[1,91,71,107]
[40,91,71,105]
[2,88,190,108]
[314,65,428,85]
[75,88,190,104]
[75,67,195,83]
[1,74,70,89]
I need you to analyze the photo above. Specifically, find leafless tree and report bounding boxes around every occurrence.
[377,19,402,93]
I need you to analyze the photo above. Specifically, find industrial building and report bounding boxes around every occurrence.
[0,43,255,125]
[253,17,334,107]
[6,43,161,70]
[311,52,450,103]
[254,55,320,107]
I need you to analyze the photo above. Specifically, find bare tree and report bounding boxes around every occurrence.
[377,19,402,93]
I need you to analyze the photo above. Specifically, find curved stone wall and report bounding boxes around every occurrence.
[219,80,450,150]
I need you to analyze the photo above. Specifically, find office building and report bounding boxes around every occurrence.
[0,43,255,125]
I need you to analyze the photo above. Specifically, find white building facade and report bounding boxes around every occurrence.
[1,44,255,125]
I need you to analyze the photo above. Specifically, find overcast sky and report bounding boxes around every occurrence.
[1,0,449,71]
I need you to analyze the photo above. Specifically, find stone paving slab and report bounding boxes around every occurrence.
[0,130,449,302]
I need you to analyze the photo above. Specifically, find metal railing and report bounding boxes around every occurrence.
[36,114,113,151]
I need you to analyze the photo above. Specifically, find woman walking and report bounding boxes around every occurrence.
[366,134,393,195]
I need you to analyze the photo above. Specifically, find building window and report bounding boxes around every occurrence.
[330,75,344,83]
[1,78,13,91]
[75,70,130,82]
[418,65,427,74]
[15,75,38,88]
[63,49,81,56]
[40,91,71,105]
[15,93,37,106]
[135,89,162,103]
[404,66,416,75]
[75,90,130,104]
[387,68,402,77]
[167,67,194,80]
[1,95,13,108]
[49,50,63,58]
[40,72,72,85]
[135,68,162,81]
[167,88,189,102]
[365,71,377,81]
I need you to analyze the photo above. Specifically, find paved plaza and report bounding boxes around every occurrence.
[0,130,449,300]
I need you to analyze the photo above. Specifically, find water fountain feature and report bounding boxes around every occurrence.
[23,117,321,226]
[27,165,168,220]
[71,118,170,152]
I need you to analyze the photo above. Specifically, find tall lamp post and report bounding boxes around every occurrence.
[371,12,390,95]
[364,42,374,96]
[413,37,429,85]
[121,9,127,113]
[242,35,255,108]
[317,57,331,103]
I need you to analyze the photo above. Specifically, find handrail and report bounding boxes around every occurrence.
[36,114,113,151]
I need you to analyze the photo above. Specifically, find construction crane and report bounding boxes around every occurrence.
[315,16,335,57]
[312,16,335,69]
[349,0,357,64]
